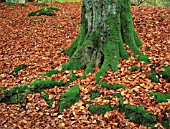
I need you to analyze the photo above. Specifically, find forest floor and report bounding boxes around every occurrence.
[0,2,170,129]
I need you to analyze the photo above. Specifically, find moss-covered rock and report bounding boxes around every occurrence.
[58,85,81,113]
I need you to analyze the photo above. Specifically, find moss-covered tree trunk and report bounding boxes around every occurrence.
[63,0,147,81]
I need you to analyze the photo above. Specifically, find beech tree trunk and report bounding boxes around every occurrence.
[62,0,146,81]
[0,0,6,3]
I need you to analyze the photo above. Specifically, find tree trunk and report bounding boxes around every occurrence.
[62,0,147,82]
[0,0,6,3]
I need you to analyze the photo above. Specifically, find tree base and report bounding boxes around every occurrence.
[61,0,149,82]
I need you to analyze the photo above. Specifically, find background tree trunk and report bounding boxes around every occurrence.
[0,0,6,3]
[63,0,147,82]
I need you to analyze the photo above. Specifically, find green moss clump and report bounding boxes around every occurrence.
[34,3,48,6]
[28,12,37,16]
[100,81,126,90]
[82,60,95,79]
[42,93,54,108]
[0,87,6,92]
[112,93,123,98]
[146,47,151,51]
[88,104,113,115]
[0,71,4,74]
[54,25,59,29]
[138,55,150,64]
[119,104,157,127]
[0,79,64,104]
[148,72,159,83]
[65,73,78,86]
[86,101,92,105]
[12,64,28,76]
[10,84,28,93]
[95,69,107,83]
[31,79,64,91]
[0,85,29,104]
[162,119,170,128]
[6,2,15,6]
[162,110,170,128]
[148,65,170,83]
[149,92,170,103]
[130,66,140,72]
[159,66,170,82]
[105,97,112,100]
[134,31,143,47]
[28,7,59,16]
[41,69,59,77]
[89,88,101,100]
[7,94,26,104]
[58,85,81,113]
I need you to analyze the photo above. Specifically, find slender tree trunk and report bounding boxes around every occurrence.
[62,0,147,82]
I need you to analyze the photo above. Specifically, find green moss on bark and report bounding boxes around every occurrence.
[120,0,143,56]
[82,59,95,79]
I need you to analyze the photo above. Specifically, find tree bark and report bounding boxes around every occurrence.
[62,0,146,82]
[0,0,6,3]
